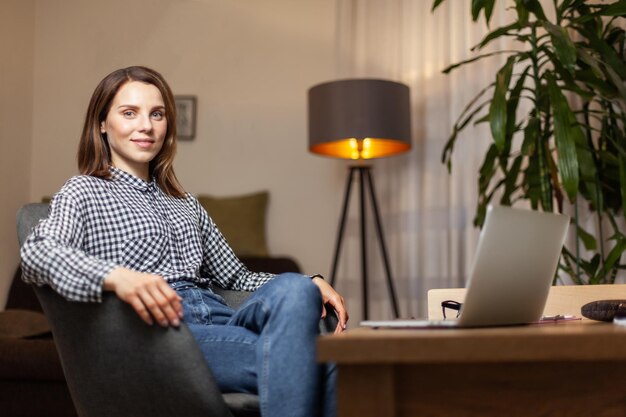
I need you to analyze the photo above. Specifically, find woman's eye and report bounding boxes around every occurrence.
[123,111,135,117]
[151,111,164,120]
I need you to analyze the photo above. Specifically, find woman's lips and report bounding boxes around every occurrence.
[131,139,155,149]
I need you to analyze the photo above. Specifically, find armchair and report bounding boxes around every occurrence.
[17,203,335,417]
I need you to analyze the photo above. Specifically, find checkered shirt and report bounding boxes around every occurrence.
[21,167,275,302]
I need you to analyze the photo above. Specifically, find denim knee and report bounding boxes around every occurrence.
[273,273,321,301]
[263,273,321,316]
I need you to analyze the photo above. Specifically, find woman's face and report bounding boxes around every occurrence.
[100,81,167,180]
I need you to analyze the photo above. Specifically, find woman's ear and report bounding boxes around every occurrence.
[100,121,106,134]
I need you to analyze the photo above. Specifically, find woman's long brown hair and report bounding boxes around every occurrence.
[77,66,185,198]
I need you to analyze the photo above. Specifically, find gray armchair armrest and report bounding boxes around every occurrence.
[33,285,235,417]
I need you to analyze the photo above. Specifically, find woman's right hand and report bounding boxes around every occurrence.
[103,267,183,327]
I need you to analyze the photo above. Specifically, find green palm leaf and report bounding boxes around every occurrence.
[542,21,577,74]
[547,74,580,202]
[490,57,515,151]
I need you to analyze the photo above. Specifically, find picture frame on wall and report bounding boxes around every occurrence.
[175,95,197,140]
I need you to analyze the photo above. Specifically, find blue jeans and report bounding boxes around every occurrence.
[171,273,336,417]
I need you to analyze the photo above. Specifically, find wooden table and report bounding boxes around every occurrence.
[318,321,626,417]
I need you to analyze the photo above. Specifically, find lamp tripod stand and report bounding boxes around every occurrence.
[329,165,401,320]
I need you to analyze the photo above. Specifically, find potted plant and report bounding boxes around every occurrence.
[432,0,626,284]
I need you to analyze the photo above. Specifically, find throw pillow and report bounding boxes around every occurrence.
[197,191,269,257]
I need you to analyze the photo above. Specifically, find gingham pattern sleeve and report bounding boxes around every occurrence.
[20,192,117,303]
[192,197,275,291]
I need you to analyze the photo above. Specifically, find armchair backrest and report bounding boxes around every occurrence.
[16,203,48,246]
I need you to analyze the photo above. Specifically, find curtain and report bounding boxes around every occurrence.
[333,0,516,322]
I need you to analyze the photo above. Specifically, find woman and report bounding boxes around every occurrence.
[21,66,348,417]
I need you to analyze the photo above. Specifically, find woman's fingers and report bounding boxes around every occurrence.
[145,283,182,327]
[312,277,349,333]
[104,267,183,327]
[328,295,348,334]
[135,280,180,327]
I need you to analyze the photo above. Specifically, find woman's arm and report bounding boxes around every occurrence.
[191,196,349,330]
[192,197,275,291]
[22,190,183,327]
[21,192,117,302]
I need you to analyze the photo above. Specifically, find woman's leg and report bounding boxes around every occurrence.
[228,273,336,417]
[173,281,259,394]
[175,275,336,417]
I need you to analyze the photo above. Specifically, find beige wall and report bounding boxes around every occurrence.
[2,0,342,307]
[0,0,35,308]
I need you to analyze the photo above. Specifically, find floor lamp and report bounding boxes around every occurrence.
[307,79,411,320]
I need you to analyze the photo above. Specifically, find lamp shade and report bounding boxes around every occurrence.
[308,79,411,160]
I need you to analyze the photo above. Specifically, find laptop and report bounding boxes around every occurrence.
[361,205,570,328]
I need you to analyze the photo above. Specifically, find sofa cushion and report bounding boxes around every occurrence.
[197,191,269,257]
[6,266,43,312]
[240,256,300,274]
[0,309,50,339]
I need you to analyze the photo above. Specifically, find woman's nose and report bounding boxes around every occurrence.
[138,114,153,132]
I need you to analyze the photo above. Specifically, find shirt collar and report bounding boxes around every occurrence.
[109,166,157,192]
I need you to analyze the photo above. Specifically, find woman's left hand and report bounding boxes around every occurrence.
[312,277,349,334]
